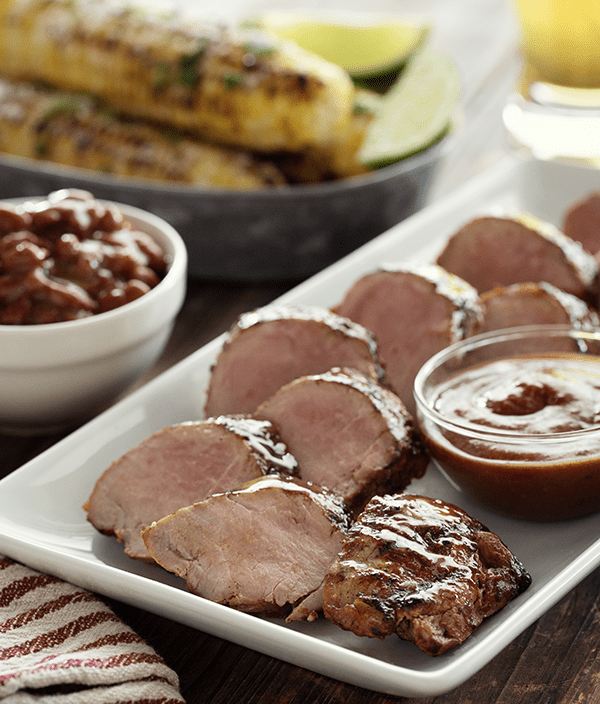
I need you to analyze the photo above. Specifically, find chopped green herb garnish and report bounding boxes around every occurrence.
[222,72,244,89]
[153,62,171,91]
[121,4,147,20]
[35,140,49,157]
[35,96,82,135]
[161,127,183,145]
[178,43,207,88]
[95,103,117,121]
[242,41,276,57]
[353,103,371,116]
[38,97,81,123]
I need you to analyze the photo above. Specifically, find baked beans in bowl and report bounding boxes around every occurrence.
[0,189,187,434]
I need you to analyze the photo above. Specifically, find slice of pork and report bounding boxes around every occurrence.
[563,192,600,256]
[84,416,297,562]
[204,304,385,417]
[142,475,351,620]
[323,494,531,656]
[474,281,600,335]
[334,263,482,414]
[254,367,429,515]
[437,215,599,308]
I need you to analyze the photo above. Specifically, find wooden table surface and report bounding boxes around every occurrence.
[3,0,600,702]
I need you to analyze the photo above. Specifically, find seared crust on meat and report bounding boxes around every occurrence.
[142,475,351,619]
[254,367,428,514]
[437,214,599,308]
[84,416,297,562]
[205,304,385,417]
[334,263,482,414]
[0,0,355,153]
[323,494,531,656]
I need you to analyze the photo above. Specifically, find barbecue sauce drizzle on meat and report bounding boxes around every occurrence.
[323,494,531,655]
[237,304,383,363]
[236,474,351,532]
[378,262,483,342]
[211,415,298,474]
[309,367,412,443]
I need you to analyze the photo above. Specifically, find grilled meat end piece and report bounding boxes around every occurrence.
[323,494,531,656]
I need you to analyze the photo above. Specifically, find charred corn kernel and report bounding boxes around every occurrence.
[0,0,356,153]
[0,78,288,189]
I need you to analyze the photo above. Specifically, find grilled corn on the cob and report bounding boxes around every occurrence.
[0,78,288,188]
[0,0,356,153]
[278,89,381,183]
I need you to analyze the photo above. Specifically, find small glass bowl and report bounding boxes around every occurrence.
[414,325,600,521]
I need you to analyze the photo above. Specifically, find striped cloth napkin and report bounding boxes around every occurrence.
[0,555,184,703]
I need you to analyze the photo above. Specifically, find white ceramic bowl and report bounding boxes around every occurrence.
[0,200,187,434]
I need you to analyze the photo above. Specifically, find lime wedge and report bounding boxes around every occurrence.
[249,10,429,80]
[358,46,461,168]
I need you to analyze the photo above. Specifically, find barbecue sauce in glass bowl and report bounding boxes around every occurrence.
[414,325,600,521]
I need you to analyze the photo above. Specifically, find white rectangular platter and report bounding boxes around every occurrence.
[1,154,600,698]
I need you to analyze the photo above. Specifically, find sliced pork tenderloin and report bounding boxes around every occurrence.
[323,494,531,656]
[254,367,429,515]
[437,215,599,308]
[563,191,600,256]
[205,304,385,417]
[142,475,351,620]
[334,263,482,414]
[474,281,600,335]
[84,416,297,562]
